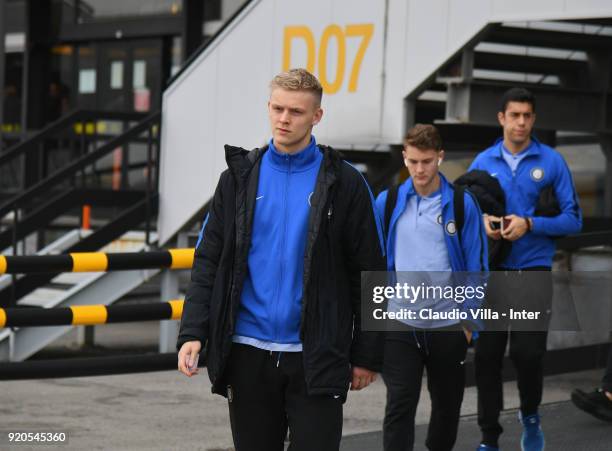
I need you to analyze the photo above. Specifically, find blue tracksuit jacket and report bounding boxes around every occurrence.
[469,137,582,269]
[376,174,489,273]
[376,174,488,330]
[234,137,322,344]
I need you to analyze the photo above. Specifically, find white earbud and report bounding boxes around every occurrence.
[437,158,442,166]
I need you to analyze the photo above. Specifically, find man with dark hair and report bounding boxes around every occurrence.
[177,68,385,451]
[376,123,488,451]
[499,87,535,113]
[469,87,582,451]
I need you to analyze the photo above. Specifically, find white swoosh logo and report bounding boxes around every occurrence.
[256,196,264,200]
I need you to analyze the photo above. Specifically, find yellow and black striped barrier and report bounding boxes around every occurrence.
[0,248,194,274]
[0,300,183,328]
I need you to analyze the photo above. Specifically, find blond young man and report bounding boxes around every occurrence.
[177,69,385,451]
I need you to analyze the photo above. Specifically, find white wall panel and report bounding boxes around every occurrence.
[159,0,612,244]
[159,0,386,243]
[492,0,565,20]
[403,0,451,94]
[380,0,409,143]
[565,0,612,12]
[159,0,271,244]
[447,0,492,50]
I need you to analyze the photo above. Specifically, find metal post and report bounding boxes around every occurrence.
[92,118,99,185]
[159,232,188,352]
[154,118,161,191]
[69,130,76,187]
[0,0,6,133]
[121,142,129,189]
[460,48,474,82]
[11,203,18,306]
[19,1,28,136]
[181,0,205,62]
[404,97,416,132]
[79,119,86,186]
[145,125,152,246]
[601,135,612,217]
[76,325,95,348]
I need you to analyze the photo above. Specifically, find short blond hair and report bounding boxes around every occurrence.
[270,68,323,105]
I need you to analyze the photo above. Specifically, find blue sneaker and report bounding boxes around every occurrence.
[519,412,545,451]
[477,445,499,451]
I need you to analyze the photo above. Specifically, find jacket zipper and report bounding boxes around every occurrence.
[274,155,291,341]
[508,152,536,215]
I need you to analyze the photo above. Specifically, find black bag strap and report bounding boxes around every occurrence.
[384,185,399,234]
[385,183,465,243]
[453,184,465,243]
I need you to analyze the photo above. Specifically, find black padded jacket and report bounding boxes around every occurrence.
[177,143,386,399]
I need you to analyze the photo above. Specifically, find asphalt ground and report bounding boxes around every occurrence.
[341,399,612,451]
[1,307,609,450]
[1,351,607,450]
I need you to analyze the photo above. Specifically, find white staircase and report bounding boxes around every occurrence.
[157,0,612,245]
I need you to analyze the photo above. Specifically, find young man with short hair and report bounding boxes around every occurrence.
[469,87,582,451]
[177,68,385,451]
[376,124,488,451]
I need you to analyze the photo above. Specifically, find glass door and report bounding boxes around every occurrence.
[97,43,131,111]
[96,39,162,113]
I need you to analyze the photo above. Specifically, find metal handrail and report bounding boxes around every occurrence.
[0,111,161,219]
[0,110,147,167]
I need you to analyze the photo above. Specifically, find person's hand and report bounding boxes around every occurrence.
[462,327,473,344]
[350,366,377,391]
[483,214,502,240]
[178,340,202,377]
[501,214,529,242]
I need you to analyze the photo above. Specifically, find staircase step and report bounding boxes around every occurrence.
[53,272,95,285]
[18,287,72,307]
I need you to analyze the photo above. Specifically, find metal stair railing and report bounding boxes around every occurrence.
[0,111,161,306]
[0,110,147,168]
[0,110,161,221]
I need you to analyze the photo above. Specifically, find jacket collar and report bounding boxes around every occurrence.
[400,172,453,208]
[492,136,542,159]
[267,137,320,172]
[224,141,341,182]
[224,144,265,182]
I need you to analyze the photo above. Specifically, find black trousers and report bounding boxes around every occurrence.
[383,329,468,451]
[475,330,548,446]
[475,268,552,447]
[225,343,343,451]
[603,345,612,393]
